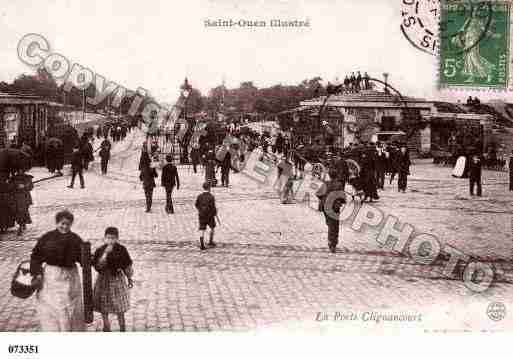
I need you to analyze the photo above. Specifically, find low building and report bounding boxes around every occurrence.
[278,89,493,155]
[0,92,62,149]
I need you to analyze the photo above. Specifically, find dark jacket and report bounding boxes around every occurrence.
[396,152,411,174]
[195,191,217,218]
[70,150,83,170]
[101,139,112,151]
[316,179,346,215]
[221,151,231,170]
[139,167,158,188]
[30,230,83,276]
[469,158,482,179]
[138,151,151,171]
[161,163,180,189]
[81,141,94,162]
[93,243,132,274]
[191,148,201,164]
[375,152,387,172]
[99,147,110,160]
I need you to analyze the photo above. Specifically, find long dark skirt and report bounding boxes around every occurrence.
[12,192,32,225]
[0,192,15,229]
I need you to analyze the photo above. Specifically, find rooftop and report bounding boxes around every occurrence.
[301,90,428,105]
[0,92,61,106]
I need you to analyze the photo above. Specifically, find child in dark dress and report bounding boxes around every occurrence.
[93,227,134,331]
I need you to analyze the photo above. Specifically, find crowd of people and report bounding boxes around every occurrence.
[326,71,373,94]
[137,138,219,251]
[4,117,513,333]
[0,118,134,237]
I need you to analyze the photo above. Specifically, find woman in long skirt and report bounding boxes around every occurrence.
[0,176,15,233]
[30,210,85,331]
[11,170,33,235]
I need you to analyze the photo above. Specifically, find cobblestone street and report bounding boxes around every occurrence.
[1,130,512,332]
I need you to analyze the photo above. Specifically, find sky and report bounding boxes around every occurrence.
[1,0,512,104]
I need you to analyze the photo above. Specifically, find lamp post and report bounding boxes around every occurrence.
[383,73,389,94]
[180,78,192,164]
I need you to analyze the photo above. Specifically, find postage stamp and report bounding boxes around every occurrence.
[439,1,511,89]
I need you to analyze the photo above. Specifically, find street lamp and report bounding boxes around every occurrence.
[180,78,192,163]
[383,73,389,94]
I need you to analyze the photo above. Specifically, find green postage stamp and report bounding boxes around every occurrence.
[440,1,511,89]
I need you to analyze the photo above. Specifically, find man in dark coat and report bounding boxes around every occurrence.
[375,146,387,190]
[68,146,85,189]
[139,164,158,212]
[161,155,180,214]
[469,155,482,196]
[190,147,201,174]
[397,145,411,192]
[220,150,231,187]
[360,151,379,201]
[99,139,111,175]
[80,136,94,170]
[195,182,218,250]
[138,144,151,171]
[316,169,346,253]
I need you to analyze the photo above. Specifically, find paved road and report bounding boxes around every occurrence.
[1,130,513,332]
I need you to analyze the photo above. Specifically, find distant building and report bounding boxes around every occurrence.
[0,92,62,149]
[278,89,493,154]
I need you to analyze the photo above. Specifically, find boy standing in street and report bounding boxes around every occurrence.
[195,182,218,250]
[161,155,180,214]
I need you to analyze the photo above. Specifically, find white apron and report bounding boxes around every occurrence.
[36,264,85,331]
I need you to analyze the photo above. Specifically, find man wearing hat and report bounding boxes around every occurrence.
[161,155,180,214]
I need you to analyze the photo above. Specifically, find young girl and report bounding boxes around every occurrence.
[11,169,33,235]
[93,227,134,331]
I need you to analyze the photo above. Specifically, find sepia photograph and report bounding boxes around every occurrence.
[1,0,513,356]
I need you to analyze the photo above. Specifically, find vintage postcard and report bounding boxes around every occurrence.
[1,0,513,357]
